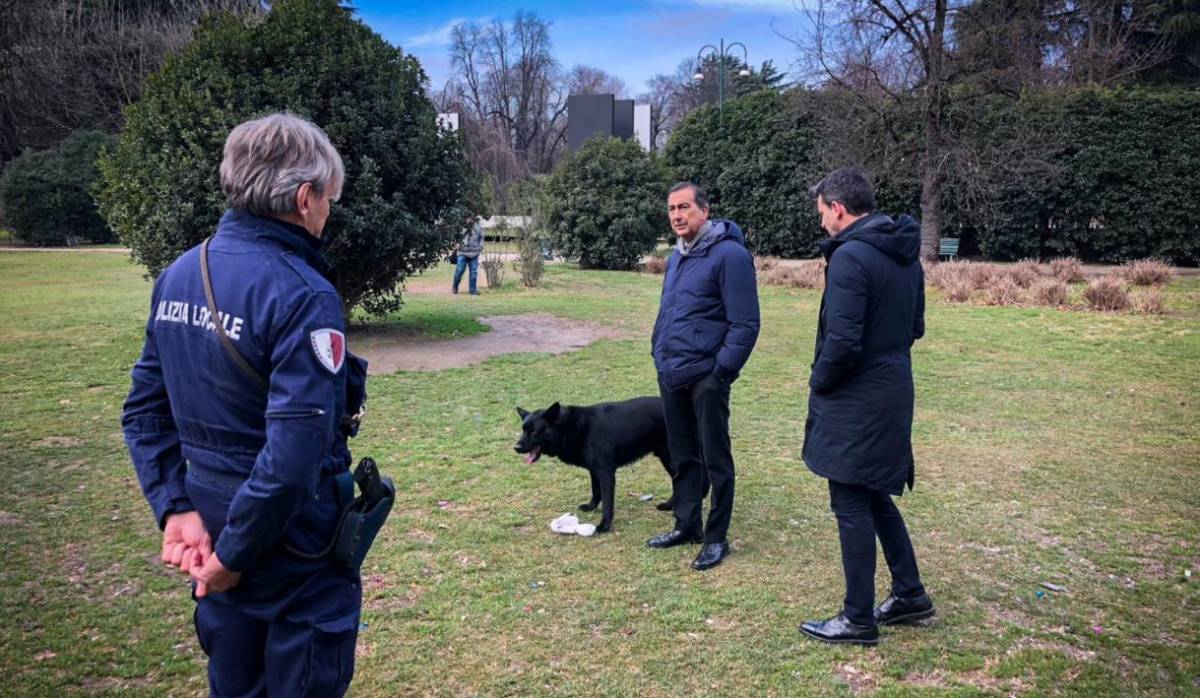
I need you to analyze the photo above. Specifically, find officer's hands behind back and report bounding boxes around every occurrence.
[162,511,212,574]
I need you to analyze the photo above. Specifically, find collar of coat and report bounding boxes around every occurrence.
[218,209,333,276]
[675,218,746,258]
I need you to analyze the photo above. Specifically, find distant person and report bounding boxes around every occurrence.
[799,167,933,647]
[647,182,760,571]
[453,216,484,295]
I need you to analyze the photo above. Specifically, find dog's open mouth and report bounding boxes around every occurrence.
[525,447,541,464]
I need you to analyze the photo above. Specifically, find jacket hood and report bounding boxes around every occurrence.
[684,219,747,257]
[820,213,921,265]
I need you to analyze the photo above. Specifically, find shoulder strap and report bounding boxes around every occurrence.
[201,237,268,391]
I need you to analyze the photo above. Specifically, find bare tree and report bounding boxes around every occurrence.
[1046,1,1173,85]
[448,12,569,179]
[566,65,628,98]
[0,0,264,165]
[639,56,785,151]
[790,1,961,259]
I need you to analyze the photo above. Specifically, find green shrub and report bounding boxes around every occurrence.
[666,91,824,258]
[0,130,116,246]
[970,88,1200,265]
[96,0,480,315]
[544,137,667,270]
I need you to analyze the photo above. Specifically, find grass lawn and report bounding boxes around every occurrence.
[0,251,1197,696]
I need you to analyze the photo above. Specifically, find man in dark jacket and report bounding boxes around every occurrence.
[799,168,934,646]
[648,182,760,571]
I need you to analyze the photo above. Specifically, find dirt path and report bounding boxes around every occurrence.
[349,313,627,374]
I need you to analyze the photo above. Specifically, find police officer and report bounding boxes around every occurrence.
[123,113,368,696]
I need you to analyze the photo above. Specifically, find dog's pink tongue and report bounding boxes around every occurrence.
[525,447,540,464]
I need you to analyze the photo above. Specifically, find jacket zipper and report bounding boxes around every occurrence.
[265,407,326,419]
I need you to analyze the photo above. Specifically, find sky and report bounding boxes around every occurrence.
[350,0,811,96]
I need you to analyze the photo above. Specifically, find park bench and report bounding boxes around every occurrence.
[939,237,959,261]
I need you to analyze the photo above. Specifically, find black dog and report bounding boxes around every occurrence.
[515,397,675,533]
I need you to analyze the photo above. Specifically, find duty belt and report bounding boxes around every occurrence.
[186,461,354,507]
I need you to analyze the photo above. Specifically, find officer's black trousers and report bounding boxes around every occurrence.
[828,480,926,626]
[659,372,734,543]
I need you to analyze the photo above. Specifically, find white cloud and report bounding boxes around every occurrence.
[403,18,465,49]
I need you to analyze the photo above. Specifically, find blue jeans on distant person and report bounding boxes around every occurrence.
[453,255,479,294]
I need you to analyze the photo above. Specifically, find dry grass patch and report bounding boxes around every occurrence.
[1030,278,1069,307]
[985,275,1024,306]
[926,260,971,290]
[642,256,666,274]
[1083,277,1132,311]
[1133,287,1166,315]
[1049,257,1084,283]
[759,260,824,290]
[944,278,975,303]
[1120,258,1173,286]
[1009,259,1045,288]
[753,255,779,273]
[967,262,1001,288]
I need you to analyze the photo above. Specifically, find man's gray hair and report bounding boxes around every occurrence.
[219,113,345,216]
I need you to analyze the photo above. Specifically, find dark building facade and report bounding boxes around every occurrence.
[567,94,636,151]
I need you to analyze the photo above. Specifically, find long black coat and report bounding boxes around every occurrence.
[802,213,925,495]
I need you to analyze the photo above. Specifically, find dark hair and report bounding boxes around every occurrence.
[809,167,875,215]
[669,181,709,210]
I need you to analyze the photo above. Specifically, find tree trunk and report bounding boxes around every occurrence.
[919,167,942,261]
[919,0,948,261]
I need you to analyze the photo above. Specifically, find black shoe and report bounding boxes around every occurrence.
[646,529,703,549]
[799,614,879,646]
[874,593,936,626]
[691,541,730,570]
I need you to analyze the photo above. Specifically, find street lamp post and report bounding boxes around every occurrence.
[693,38,750,113]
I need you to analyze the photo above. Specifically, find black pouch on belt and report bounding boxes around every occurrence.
[332,457,395,570]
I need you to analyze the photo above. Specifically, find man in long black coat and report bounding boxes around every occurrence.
[799,168,935,646]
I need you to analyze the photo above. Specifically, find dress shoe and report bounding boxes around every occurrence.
[691,541,730,570]
[799,614,879,646]
[646,529,703,549]
[874,593,936,626]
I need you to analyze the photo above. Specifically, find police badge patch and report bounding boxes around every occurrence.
[310,328,346,374]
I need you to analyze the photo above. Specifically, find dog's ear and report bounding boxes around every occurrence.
[516,407,529,420]
[544,402,561,422]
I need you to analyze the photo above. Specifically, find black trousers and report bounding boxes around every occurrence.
[828,480,925,626]
[659,372,733,543]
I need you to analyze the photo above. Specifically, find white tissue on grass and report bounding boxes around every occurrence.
[549,513,598,537]
[550,513,579,534]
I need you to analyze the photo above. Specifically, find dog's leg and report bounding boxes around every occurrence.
[596,470,616,533]
[654,447,676,511]
[579,471,600,511]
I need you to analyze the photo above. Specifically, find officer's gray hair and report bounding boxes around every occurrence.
[220,113,344,216]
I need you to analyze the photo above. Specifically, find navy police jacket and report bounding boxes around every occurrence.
[122,210,366,573]
[652,219,760,390]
